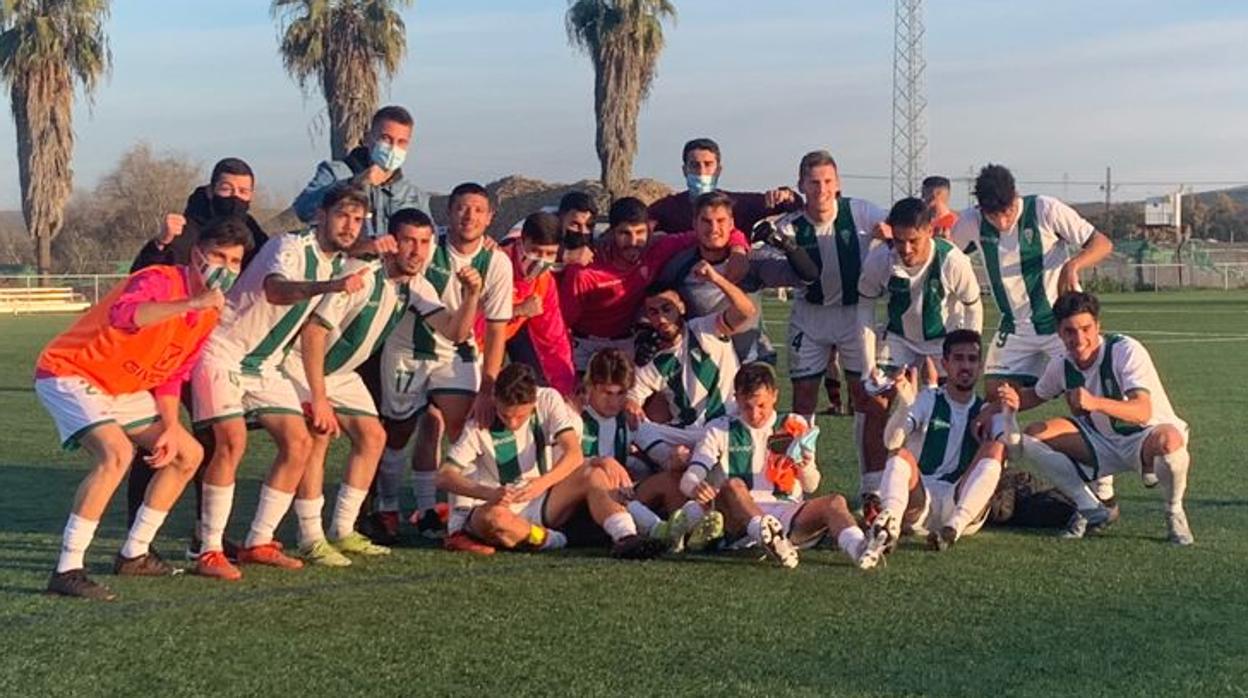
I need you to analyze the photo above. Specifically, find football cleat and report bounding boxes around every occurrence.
[685,511,725,552]
[757,515,799,569]
[1166,510,1194,546]
[871,508,902,554]
[444,531,494,555]
[113,549,175,577]
[334,531,391,556]
[925,526,958,553]
[46,569,117,601]
[238,541,304,569]
[194,550,242,581]
[300,539,352,568]
[855,527,890,570]
[1060,506,1112,539]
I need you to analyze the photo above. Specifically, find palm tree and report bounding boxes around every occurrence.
[0,0,110,275]
[272,0,412,160]
[566,0,675,199]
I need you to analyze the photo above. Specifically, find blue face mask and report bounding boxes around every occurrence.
[371,141,407,172]
[685,172,718,197]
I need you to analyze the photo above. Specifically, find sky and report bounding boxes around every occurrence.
[2,0,1247,211]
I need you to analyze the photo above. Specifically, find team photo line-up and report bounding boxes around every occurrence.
[36,105,1194,601]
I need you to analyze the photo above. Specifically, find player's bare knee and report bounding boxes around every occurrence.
[355,420,387,460]
[1023,421,1049,438]
[1155,425,1184,454]
[99,443,134,478]
[175,438,205,473]
[825,493,849,513]
[725,478,750,497]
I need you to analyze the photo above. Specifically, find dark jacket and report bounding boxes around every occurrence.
[130,186,269,272]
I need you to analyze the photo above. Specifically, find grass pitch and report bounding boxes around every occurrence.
[0,291,1246,696]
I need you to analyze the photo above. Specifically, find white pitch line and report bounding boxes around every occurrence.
[1127,330,1248,338]
[1141,337,1248,345]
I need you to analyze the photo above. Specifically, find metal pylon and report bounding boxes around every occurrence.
[891,0,926,200]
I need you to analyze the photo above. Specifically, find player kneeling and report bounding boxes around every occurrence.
[680,363,888,570]
[436,364,666,559]
[870,330,1006,553]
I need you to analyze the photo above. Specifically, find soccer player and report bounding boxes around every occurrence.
[559,197,750,372]
[996,292,1193,544]
[191,183,370,580]
[869,330,1006,553]
[921,175,957,239]
[679,363,889,570]
[647,137,800,234]
[435,363,666,559]
[950,164,1115,505]
[285,209,481,565]
[376,183,513,542]
[858,197,983,378]
[38,217,250,599]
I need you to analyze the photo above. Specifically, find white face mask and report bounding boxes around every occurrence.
[522,252,554,278]
[194,250,238,293]
[685,172,718,196]
[371,141,407,172]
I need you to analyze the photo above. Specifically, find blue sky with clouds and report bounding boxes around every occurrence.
[2,0,1246,210]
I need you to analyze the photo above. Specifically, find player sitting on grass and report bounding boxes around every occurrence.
[996,292,1193,544]
[436,363,666,559]
[678,363,889,570]
[869,330,1006,553]
[38,217,249,599]
[286,209,480,566]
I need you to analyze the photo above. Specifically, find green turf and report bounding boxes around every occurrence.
[1,292,1246,696]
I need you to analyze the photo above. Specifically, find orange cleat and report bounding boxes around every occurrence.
[444,531,494,556]
[238,541,304,569]
[195,550,243,581]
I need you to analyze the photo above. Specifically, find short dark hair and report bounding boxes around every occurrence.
[196,214,255,253]
[608,197,649,228]
[388,208,434,235]
[586,348,635,390]
[521,211,563,247]
[1053,291,1101,324]
[494,363,538,407]
[973,164,1017,215]
[922,175,951,191]
[694,191,735,216]
[734,362,778,396]
[886,197,934,230]
[321,182,370,212]
[682,138,720,164]
[371,105,413,129]
[799,150,838,181]
[942,329,982,358]
[210,158,254,187]
[557,191,598,218]
[448,182,492,211]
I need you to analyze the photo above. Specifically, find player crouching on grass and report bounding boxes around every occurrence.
[678,363,889,570]
[994,291,1193,544]
[436,363,667,559]
[869,330,1006,553]
[37,217,250,600]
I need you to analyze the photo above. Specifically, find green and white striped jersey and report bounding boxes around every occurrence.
[690,413,812,504]
[951,195,1095,337]
[290,258,444,377]
[386,237,513,363]
[628,314,739,428]
[579,405,631,461]
[902,388,985,484]
[208,229,344,376]
[775,198,888,307]
[444,387,579,487]
[858,238,981,346]
[1034,333,1186,438]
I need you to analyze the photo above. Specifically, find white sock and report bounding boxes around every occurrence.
[1090,475,1116,504]
[541,529,567,550]
[853,411,868,474]
[56,514,98,573]
[836,525,866,557]
[946,458,1002,535]
[602,511,638,542]
[1021,435,1101,511]
[199,483,235,553]
[746,515,763,543]
[412,471,437,512]
[680,500,706,526]
[626,500,661,536]
[120,505,168,559]
[330,484,368,540]
[245,485,295,548]
[376,447,406,512]
[1155,448,1190,515]
[879,456,911,516]
[293,496,325,547]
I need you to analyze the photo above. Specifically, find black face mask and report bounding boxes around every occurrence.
[211,195,250,218]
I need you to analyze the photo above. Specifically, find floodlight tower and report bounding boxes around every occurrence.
[891,0,926,200]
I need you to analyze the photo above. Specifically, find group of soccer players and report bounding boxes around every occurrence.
[35,105,1195,600]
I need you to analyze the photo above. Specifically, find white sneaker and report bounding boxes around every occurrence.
[1166,510,1194,546]
[756,515,798,569]
[855,527,890,570]
[540,530,567,550]
[872,508,902,553]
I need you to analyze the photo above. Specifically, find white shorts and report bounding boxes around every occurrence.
[35,376,159,450]
[634,422,708,463]
[191,353,303,427]
[380,349,480,421]
[1067,418,1187,481]
[908,478,987,538]
[876,334,944,377]
[984,330,1064,386]
[572,334,635,373]
[467,491,549,530]
[787,301,864,378]
[287,368,378,418]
